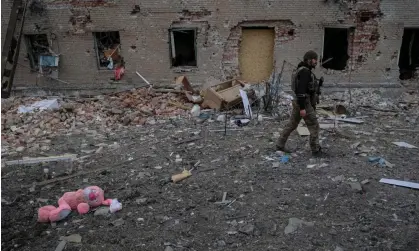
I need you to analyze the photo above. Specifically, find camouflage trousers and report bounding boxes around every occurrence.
[277,98,320,152]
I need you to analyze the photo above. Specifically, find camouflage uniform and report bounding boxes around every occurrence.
[277,52,321,153]
[277,98,320,152]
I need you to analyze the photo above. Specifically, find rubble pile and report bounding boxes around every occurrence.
[1,88,189,153]
[323,89,419,113]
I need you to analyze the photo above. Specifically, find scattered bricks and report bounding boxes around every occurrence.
[1,89,189,153]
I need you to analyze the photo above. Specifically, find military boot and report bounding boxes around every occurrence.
[276,142,293,153]
[312,147,328,158]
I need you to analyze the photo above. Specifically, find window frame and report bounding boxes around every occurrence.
[169,28,198,68]
[24,34,49,71]
[92,31,121,70]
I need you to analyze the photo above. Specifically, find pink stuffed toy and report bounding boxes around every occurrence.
[38,186,112,223]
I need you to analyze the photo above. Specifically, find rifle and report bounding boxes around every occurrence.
[311,76,324,110]
[294,57,330,110]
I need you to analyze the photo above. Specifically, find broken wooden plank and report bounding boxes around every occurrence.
[135,71,152,87]
[379,178,419,189]
[175,75,194,92]
[386,128,419,133]
[153,89,183,94]
[197,167,218,173]
[174,137,202,145]
[392,142,418,149]
[319,123,355,129]
[317,108,336,117]
[359,105,398,113]
[4,154,77,167]
[215,192,231,205]
[26,156,142,188]
[210,129,244,132]
[324,117,364,124]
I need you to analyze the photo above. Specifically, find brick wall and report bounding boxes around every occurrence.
[1,0,419,94]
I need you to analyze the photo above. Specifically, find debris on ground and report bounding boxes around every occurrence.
[59,234,82,243]
[1,88,190,154]
[54,240,67,251]
[334,246,344,251]
[109,199,123,213]
[1,87,419,250]
[349,182,363,193]
[368,156,395,168]
[171,169,192,183]
[297,125,310,136]
[110,218,125,227]
[94,207,110,217]
[3,154,77,167]
[280,155,290,163]
[201,79,245,110]
[18,99,60,113]
[284,218,314,234]
[392,141,418,149]
[238,224,255,235]
[379,178,419,189]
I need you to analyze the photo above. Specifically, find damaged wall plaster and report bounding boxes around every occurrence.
[344,0,383,67]
[180,8,212,21]
[68,8,93,34]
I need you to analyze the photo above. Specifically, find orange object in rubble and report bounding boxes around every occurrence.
[171,169,192,183]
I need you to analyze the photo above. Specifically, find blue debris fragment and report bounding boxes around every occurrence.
[280,155,290,163]
[368,157,394,168]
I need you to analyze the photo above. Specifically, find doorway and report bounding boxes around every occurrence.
[398,28,419,80]
[239,27,275,82]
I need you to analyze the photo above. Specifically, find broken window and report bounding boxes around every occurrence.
[93,31,122,69]
[24,34,50,70]
[399,28,419,80]
[322,28,350,70]
[170,28,197,67]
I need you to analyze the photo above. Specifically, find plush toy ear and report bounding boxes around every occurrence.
[102,199,113,206]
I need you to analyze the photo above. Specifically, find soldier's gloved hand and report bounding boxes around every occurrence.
[319,77,324,86]
[300,109,307,117]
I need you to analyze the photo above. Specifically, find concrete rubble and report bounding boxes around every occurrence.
[1,88,189,155]
[1,81,419,250]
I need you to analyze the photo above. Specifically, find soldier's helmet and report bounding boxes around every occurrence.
[303,50,318,61]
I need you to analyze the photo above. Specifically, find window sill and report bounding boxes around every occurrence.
[97,68,114,72]
[171,66,198,73]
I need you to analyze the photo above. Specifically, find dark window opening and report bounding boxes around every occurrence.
[322,28,349,70]
[93,31,122,69]
[398,28,419,80]
[170,29,197,67]
[25,34,49,70]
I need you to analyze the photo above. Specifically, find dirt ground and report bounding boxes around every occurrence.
[2,92,419,251]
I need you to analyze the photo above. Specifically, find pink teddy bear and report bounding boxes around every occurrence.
[38,186,112,223]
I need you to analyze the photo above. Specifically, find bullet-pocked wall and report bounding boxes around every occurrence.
[2,0,419,93]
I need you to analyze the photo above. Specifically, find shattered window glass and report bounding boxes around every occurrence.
[93,31,121,69]
[25,34,50,70]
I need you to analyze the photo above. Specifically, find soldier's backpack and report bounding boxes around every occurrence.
[291,66,308,94]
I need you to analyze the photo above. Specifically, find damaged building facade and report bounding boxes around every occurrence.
[1,0,419,94]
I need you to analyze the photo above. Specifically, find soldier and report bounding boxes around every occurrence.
[276,50,326,157]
